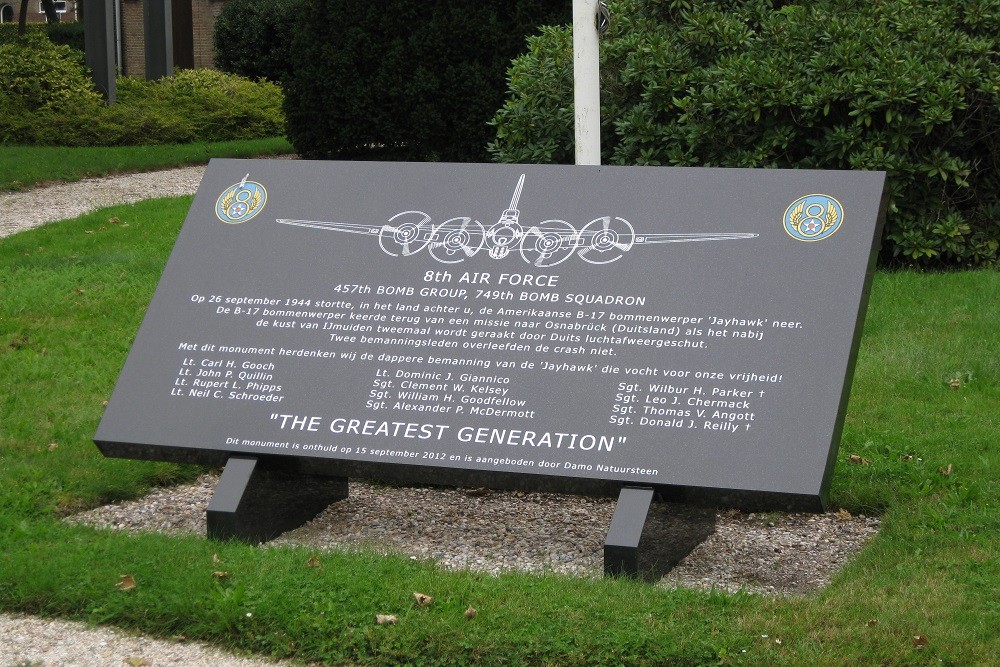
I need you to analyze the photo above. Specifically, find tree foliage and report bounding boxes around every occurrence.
[490,0,1000,267]
[213,0,304,85]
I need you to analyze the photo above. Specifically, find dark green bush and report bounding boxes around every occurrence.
[283,0,568,162]
[490,0,1000,267]
[0,36,285,146]
[0,24,47,46]
[47,21,85,51]
[213,0,304,84]
[0,21,84,50]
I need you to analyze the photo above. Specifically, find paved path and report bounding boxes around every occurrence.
[0,612,302,667]
[0,165,206,239]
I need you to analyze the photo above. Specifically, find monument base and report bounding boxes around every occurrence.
[207,456,348,544]
[605,486,717,580]
[605,486,656,577]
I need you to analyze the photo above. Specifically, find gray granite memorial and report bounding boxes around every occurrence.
[96,160,886,575]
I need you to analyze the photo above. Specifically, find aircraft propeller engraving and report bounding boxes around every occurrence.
[276,174,757,266]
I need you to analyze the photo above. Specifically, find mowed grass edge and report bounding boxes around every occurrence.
[0,199,997,666]
[0,137,294,191]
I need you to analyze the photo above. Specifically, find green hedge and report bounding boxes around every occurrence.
[490,0,1000,267]
[282,0,568,162]
[0,35,285,146]
[0,32,102,112]
[0,21,82,50]
[46,20,85,51]
[0,24,48,46]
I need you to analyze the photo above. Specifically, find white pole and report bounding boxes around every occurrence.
[573,0,601,166]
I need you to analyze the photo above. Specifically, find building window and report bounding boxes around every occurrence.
[36,0,68,14]
[0,4,15,23]
[38,0,68,13]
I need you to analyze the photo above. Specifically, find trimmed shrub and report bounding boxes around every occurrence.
[115,69,285,143]
[213,0,304,84]
[0,36,285,146]
[0,24,47,46]
[283,0,568,162]
[0,32,103,113]
[47,21,85,51]
[490,0,1000,267]
[0,22,84,51]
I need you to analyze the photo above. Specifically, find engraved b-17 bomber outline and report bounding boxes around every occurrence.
[275,174,757,267]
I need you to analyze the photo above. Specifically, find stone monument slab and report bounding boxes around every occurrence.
[96,160,886,515]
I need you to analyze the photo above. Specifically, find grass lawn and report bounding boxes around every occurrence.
[0,138,294,191]
[0,199,997,666]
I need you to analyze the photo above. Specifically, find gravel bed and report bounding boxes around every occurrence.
[68,474,880,596]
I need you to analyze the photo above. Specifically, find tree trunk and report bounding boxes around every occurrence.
[17,0,27,35]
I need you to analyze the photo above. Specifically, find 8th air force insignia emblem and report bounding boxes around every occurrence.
[784,194,843,242]
[216,175,267,224]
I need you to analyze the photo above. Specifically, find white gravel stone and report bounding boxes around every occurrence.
[67,474,880,595]
[0,166,206,238]
[0,612,301,667]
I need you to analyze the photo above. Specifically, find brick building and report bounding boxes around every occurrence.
[0,0,79,24]
[1,0,225,78]
[120,0,227,76]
